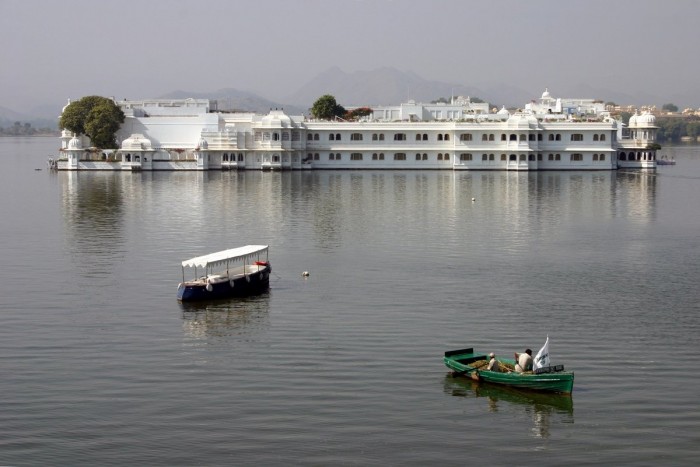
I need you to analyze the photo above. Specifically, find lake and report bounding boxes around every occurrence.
[1,137,699,466]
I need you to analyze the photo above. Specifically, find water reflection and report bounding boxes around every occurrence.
[179,293,271,339]
[60,171,125,278]
[443,375,574,439]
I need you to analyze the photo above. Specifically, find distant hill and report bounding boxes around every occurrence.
[0,105,58,130]
[158,88,306,115]
[284,66,510,108]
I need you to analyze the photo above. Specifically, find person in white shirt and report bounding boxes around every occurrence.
[514,349,533,373]
[486,352,500,372]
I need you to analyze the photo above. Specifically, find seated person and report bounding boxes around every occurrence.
[486,352,500,372]
[514,349,533,373]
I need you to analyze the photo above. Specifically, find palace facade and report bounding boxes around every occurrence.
[54,89,658,171]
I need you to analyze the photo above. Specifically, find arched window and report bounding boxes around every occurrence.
[519,134,526,141]
[416,134,422,141]
[600,134,606,141]
[307,134,313,141]
[372,134,378,141]
[329,134,335,141]
[538,134,543,141]
[510,134,517,141]
[438,134,443,141]
[314,134,319,141]
[482,134,488,141]
[501,134,507,141]
[548,134,554,141]
[394,133,406,141]
[351,133,363,141]
[444,134,450,141]
[460,134,472,142]
[555,134,561,141]
[489,134,495,141]
[593,134,599,141]
[529,134,535,141]
[422,134,428,141]
[379,134,385,141]
[510,154,517,161]
[335,133,341,140]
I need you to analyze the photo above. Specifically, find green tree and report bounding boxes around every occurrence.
[60,96,125,149]
[311,95,346,120]
[662,103,679,113]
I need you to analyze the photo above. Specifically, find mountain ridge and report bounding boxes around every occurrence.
[1,67,677,127]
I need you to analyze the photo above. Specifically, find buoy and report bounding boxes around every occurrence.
[302,271,310,277]
[471,197,476,202]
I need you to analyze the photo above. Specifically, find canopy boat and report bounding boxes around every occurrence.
[177,245,271,302]
[657,155,676,165]
[443,347,574,394]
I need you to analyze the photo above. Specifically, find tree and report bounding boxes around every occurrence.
[662,103,679,113]
[311,95,346,120]
[60,96,125,149]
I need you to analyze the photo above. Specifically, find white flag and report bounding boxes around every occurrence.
[533,336,550,370]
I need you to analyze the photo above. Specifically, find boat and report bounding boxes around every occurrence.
[656,155,676,165]
[443,347,574,394]
[177,245,271,302]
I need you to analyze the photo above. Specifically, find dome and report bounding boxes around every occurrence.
[637,111,656,126]
[497,106,510,117]
[506,112,539,129]
[61,98,72,114]
[628,112,639,127]
[261,109,292,128]
[121,133,153,150]
[541,88,551,99]
[68,135,82,150]
[197,137,208,150]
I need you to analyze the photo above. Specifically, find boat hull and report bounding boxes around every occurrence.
[444,347,574,394]
[177,264,271,302]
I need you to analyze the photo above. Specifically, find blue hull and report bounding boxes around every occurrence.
[177,265,271,302]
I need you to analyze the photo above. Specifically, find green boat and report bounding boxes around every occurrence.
[443,347,574,395]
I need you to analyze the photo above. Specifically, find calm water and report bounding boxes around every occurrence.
[1,137,699,466]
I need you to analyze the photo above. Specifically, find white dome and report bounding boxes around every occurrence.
[261,109,292,127]
[68,136,82,150]
[497,106,510,117]
[197,137,208,150]
[637,111,656,126]
[628,112,640,127]
[506,112,539,129]
[541,88,551,99]
[121,133,153,150]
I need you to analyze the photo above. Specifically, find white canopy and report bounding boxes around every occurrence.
[181,245,268,269]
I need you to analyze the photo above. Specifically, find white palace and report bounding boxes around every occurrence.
[54,89,658,171]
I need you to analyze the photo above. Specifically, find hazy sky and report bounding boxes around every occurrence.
[2,0,700,112]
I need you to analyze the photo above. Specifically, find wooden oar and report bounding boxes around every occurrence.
[454,361,488,378]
